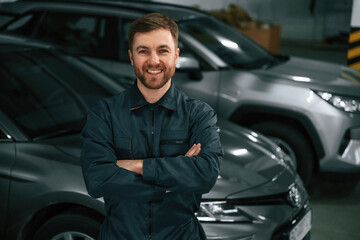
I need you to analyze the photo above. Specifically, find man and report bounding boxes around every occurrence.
[81,13,223,240]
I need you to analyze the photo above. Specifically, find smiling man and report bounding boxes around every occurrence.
[81,13,223,240]
[130,29,176,90]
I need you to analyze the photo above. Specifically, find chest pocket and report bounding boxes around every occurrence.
[159,130,188,157]
[114,137,133,160]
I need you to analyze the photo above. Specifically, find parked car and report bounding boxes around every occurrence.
[0,35,311,240]
[1,0,359,186]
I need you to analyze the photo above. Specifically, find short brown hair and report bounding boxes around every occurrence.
[128,13,178,51]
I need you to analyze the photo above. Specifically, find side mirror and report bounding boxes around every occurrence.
[176,53,203,80]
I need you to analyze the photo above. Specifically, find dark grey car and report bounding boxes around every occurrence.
[0,38,311,240]
[0,0,358,186]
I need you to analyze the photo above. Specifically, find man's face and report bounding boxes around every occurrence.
[129,29,179,90]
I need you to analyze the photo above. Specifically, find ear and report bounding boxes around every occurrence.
[128,49,134,66]
[175,48,180,64]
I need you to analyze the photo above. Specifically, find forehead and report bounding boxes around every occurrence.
[133,29,176,49]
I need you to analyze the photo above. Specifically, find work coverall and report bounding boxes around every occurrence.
[81,82,223,239]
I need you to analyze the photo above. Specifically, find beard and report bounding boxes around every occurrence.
[134,63,175,90]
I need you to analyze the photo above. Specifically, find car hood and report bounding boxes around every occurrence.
[255,56,360,96]
[203,119,296,199]
[49,119,295,200]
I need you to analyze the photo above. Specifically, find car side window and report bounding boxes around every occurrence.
[119,19,132,63]
[0,48,87,139]
[3,12,43,37]
[34,12,119,59]
[5,11,120,60]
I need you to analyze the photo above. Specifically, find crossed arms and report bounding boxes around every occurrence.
[116,143,202,193]
[81,100,222,202]
[116,143,202,175]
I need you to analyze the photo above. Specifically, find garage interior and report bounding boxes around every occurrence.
[0,0,358,239]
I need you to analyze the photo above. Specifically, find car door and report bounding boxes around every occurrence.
[0,126,15,238]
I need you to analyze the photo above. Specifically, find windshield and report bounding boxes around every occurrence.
[179,17,276,69]
[0,46,116,139]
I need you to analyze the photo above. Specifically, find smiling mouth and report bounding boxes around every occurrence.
[147,69,162,74]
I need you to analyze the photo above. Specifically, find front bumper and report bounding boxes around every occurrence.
[321,126,360,173]
[202,201,311,240]
[339,127,360,168]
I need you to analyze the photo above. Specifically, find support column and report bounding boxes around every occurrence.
[348,0,360,70]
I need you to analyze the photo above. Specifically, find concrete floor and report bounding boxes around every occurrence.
[279,40,360,240]
[310,174,360,240]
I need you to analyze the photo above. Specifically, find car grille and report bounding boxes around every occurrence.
[227,186,304,210]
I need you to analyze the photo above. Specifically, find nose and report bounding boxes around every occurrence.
[148,51,160,65]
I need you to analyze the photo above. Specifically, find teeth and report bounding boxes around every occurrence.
[147,70,161,74]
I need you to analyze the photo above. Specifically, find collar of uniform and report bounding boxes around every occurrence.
[129,81,179,111]
[157,82,179,110]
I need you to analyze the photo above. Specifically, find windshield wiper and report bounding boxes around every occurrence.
[233,59,271,70]
[261,55,289,69]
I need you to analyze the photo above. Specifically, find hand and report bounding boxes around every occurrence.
[185,143,201,157]
[116,159,143,175]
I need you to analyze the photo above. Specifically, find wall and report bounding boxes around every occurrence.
[154,0,353,42]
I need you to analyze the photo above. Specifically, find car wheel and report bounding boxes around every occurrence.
[251,121,315,186]
[33,212,101,240]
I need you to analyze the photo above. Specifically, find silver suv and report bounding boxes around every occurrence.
[1,0,359,185]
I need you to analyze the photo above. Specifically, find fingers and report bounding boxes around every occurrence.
[185,143,201,157]
[191,143,201,156]
[185,144,196,157]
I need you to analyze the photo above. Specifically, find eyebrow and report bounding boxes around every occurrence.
[135,45,149,51]
[158,45,171,49]
[135,45,171,51]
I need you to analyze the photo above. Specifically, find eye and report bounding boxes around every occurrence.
[159,49,169,54]
[138,50,147,54]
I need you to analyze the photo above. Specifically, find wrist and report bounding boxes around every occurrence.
[137,159,144,175]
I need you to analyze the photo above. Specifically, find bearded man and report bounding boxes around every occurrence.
[81,13,223,240]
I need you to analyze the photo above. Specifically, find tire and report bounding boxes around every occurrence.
[251,121,315,186]
[33,212,101,240]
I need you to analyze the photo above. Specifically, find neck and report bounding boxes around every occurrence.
[137,79,172,103]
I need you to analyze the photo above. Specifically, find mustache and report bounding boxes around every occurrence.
[146,63,164,69]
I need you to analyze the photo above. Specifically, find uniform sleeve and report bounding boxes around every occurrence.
[81,100,165,202]
[142,102,223,194]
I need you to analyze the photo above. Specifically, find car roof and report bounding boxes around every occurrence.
[4,0,209,21]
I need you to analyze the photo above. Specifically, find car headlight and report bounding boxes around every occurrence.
[315,91,360,113]
[195,201,254,223]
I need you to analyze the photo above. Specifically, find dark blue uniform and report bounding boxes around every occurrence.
[81,82,223,239]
